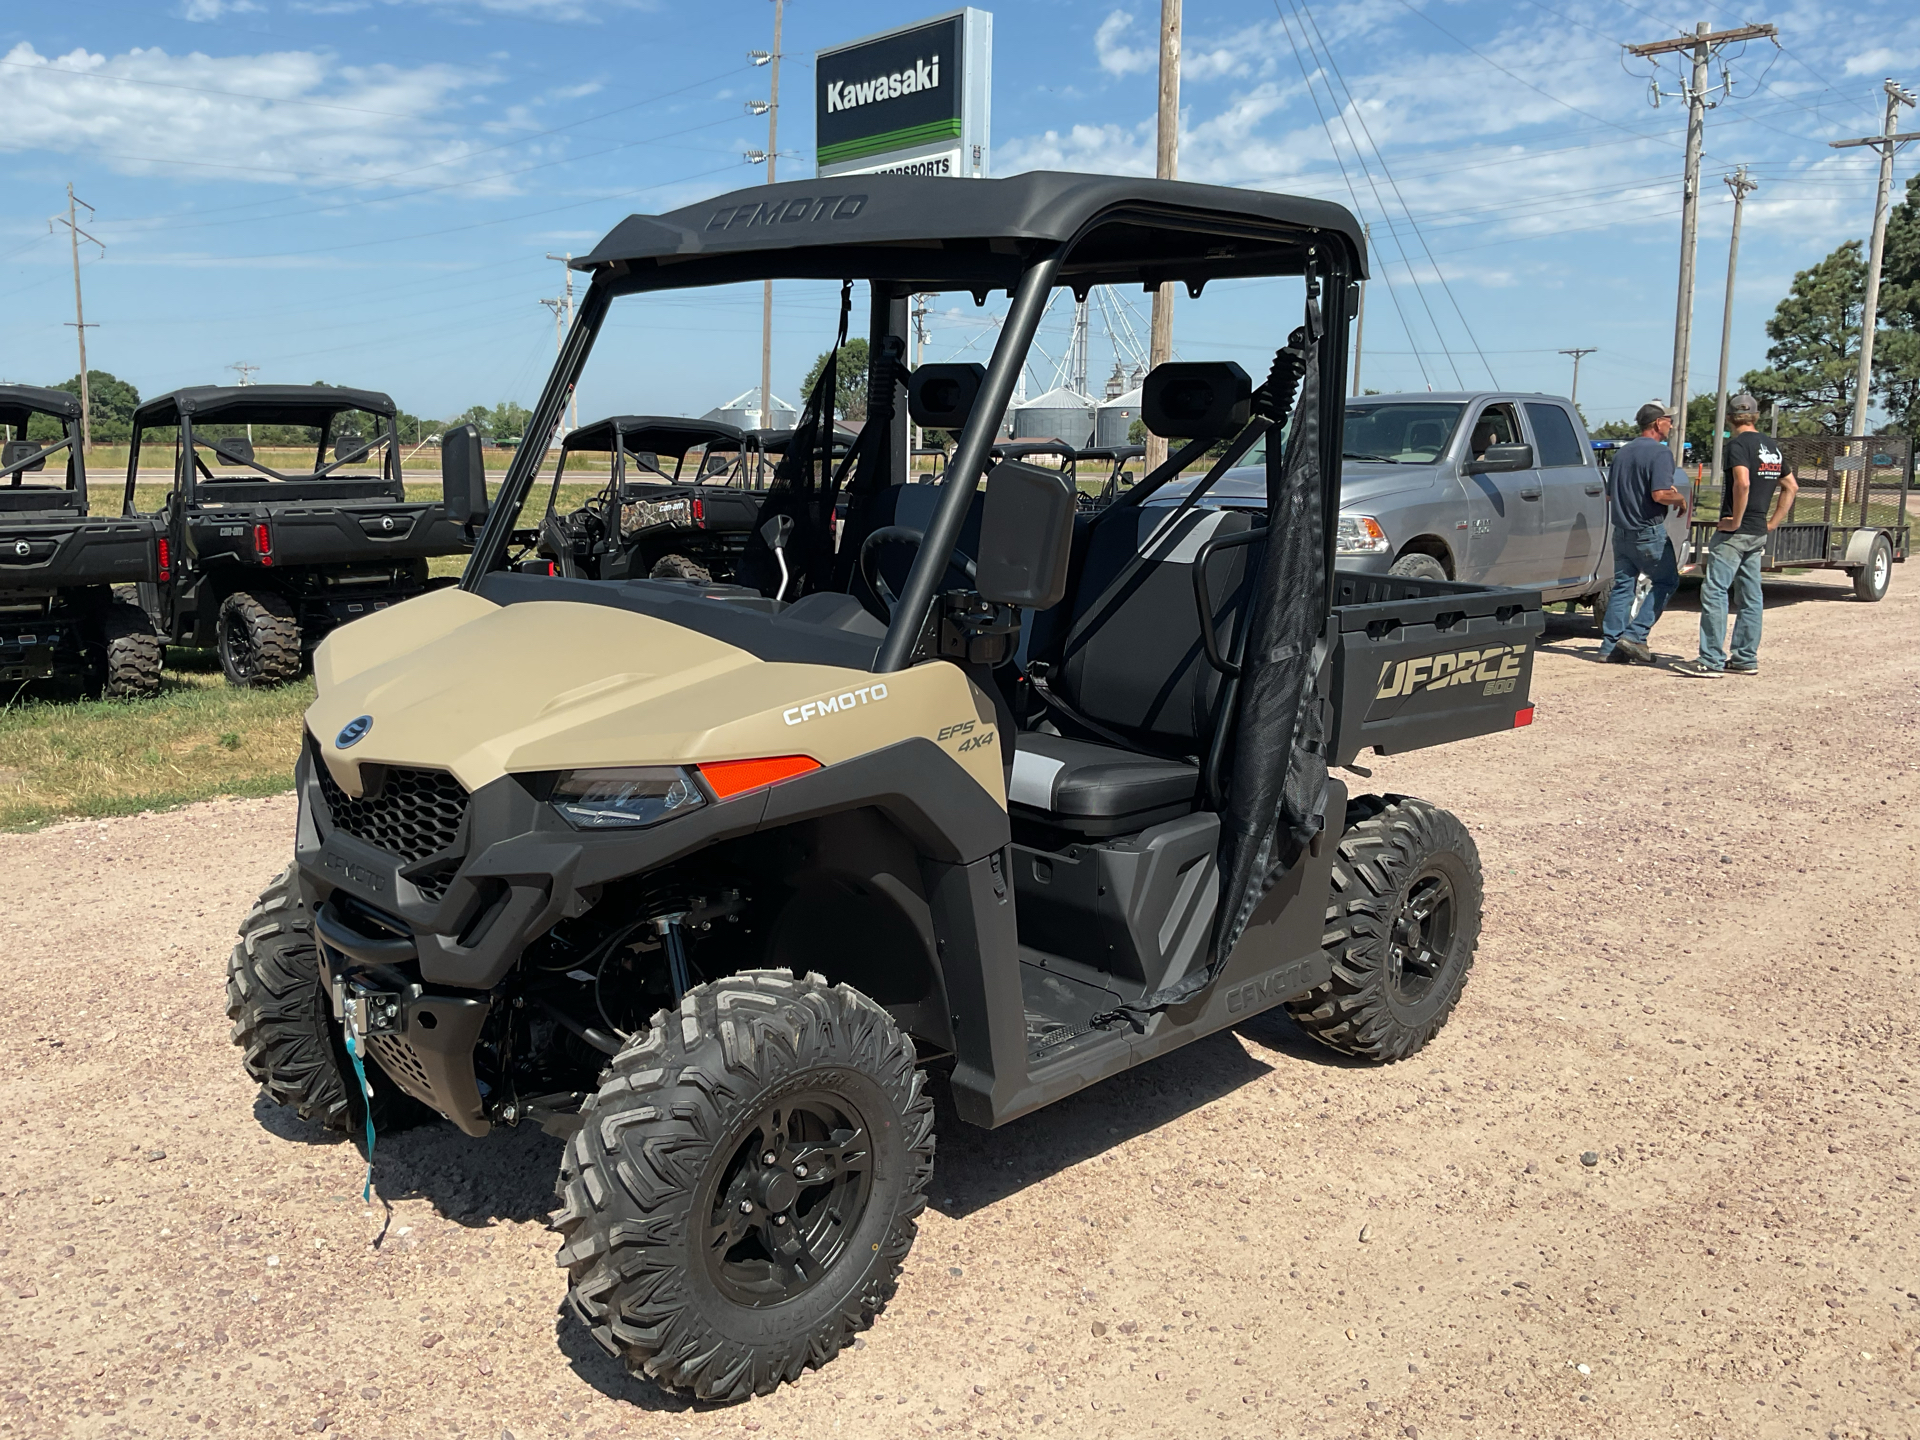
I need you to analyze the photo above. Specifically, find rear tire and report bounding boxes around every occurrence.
[1287,795,1482,1062]
[552,969,934,1403]
[226,866,429,1133]
[1388,552,1449,583]
[98,599,163,699]
[650,553,713,584]
[1853,534,1892,601]
[217,590,302,687]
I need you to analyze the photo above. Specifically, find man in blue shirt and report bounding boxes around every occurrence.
[1601,401,1689,664]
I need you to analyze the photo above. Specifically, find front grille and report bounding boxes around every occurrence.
[315,754,468,866]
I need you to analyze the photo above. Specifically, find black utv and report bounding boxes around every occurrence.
[226,172,1545,1404]
[0,385,161,697]
[126,385,470,686]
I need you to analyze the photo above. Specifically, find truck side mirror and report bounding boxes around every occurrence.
[1464,442,1534,475]
[441,424,489,527]
[975,459,1076,610]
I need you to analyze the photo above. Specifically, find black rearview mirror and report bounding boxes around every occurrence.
[975,460,1076,610]
[1464,442,1534,475]
[441,423,489,527]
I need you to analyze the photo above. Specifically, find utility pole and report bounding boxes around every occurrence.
[229,361,260,444]
[1558,347,1597,409]
[1831,78,1918,440]
[911,293,931,460]
[1351,222,1369,396]
[1145,0,1180,473]
[1708,167,1757,483]
[49,184,103,453]
[1627,21,1778,467]
[542,252,579,431]
[756,5,784,431]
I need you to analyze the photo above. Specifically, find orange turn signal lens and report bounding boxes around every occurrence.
[698,755,820,799]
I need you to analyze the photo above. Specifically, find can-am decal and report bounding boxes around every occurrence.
[783,683,889,726]
[1375,644,1527,701]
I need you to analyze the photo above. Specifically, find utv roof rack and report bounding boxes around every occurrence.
[574,172,1368,295]
[134,384,397,428]
[0,384,84,427]
[562,416,743,454]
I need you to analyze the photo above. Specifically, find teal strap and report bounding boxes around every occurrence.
[343,1030,377,1202]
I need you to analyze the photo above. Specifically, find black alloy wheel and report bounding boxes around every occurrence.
[700,1091,876,1308]
[217,590,302,687]
[1385,868,1457,1010]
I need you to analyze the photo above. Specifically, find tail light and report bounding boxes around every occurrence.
[156,536,171,582]
[254,522,274,566]
[690,496,705,526]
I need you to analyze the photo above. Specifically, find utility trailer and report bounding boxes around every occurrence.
[0,385,161,697]
[126,385,473,685]
[1685,434,1911,600]
[223,172,1543,1404]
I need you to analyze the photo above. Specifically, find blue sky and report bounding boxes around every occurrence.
[3,0,1918,430]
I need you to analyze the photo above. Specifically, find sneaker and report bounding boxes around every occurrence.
[1610,638,1653,665]
[1727,663,1759,676]
[1671,659,1724,679]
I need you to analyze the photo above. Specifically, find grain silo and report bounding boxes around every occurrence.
[1094,386,1142,448]
[1011,387,1095,447]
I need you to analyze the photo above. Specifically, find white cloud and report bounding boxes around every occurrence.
[0,42,511,193]
[1095,11,1155,78]
[179,0,265,20]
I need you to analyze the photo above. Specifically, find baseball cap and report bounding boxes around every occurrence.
[1635,400,1673,429]
[1729,391,1760,416]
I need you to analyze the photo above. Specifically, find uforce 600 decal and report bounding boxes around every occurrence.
[783,682,889,726]
[1375,643,1527,701]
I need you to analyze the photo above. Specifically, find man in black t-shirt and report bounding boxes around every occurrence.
[1673,394,1798,678]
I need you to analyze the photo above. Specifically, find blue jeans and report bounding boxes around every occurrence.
[1697,530,1767,670]
[1602,523,1680,651]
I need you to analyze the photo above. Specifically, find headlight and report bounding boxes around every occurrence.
[1337,514,1390,555]
[550,766,707,830]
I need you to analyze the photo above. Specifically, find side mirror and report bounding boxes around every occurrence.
[441,423,489,527]
[1464,442,1534,475]
[1141,361,1251,439]
[909,363,986,430]
[975,460,1076,610]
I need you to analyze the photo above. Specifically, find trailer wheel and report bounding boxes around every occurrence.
[1853,534,1892,602]
[1287,795,1482,1062]
[226,866,429,1133]
[98,599,163,699]
[553,969,934,1403]
[217,590,303,687]
[650,553,713,584]
[1388,552,1449,583]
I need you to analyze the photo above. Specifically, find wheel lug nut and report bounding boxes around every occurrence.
[762,1152,777,1166]
[793,1164,808,1179]
[738,1199,752,1214]
[772,1214,787,1226]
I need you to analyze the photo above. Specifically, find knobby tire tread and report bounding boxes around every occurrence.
[219,590,303,688]
[99,599,163,699]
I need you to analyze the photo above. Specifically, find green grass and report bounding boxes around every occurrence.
[0,654,313,831]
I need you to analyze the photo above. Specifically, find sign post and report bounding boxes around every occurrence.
[816,9,991,179]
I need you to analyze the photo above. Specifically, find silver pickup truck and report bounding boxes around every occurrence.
[1151,390,1614,608]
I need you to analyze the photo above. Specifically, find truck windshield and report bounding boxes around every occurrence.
[1342,402,1464,464]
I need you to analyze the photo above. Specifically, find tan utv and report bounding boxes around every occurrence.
[225,173,1546,1403]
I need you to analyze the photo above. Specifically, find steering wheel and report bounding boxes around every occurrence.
[858,525,976,619]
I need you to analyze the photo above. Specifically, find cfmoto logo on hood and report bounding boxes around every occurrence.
[336,715,374,748]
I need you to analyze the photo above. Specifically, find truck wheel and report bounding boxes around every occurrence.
[1388,552,1449,583]
[226,866,428,1133]
[553,969,935,1403]
[98,599,163,699]
[1287,795,1482,1062]
[1852,534,1892,601]
[217,590,303,687]
[650,553,713,584]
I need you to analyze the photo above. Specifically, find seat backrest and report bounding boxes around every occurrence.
[1045,506,1260,751]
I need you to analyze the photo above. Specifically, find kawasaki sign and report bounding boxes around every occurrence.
[815,8,992,180]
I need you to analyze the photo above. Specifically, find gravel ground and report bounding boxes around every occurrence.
[3,570,1917,1440]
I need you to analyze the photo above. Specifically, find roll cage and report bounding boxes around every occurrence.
[0,387,87,511]
[462,171,1365,674]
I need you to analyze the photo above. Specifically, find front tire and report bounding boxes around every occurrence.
[552,969,934,1403]
[1389,552,1449,583]
[1287,795,1482,1061]
[1853,534,1892,601]
[226,866,427,1132]
[217,590,302,687]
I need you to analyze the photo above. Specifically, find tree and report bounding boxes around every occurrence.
[1739,240,1866,435]
[1589,417,1641,441]
[1875,172,1920,435]
[487,401,533,442]
[27,370,141,444]
[799,339,870,421]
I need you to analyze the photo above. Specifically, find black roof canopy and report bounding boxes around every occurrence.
[577,172,1367,296]
[562,415,742,455]
[134,384,396,430]
[0,384,83,430]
